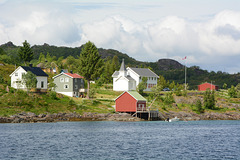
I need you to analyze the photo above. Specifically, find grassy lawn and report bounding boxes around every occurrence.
[1,76,240,117]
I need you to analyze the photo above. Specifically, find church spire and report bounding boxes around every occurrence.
[119,59,126,77]
[119,59,126,71]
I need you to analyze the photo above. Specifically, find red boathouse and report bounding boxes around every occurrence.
[198,82,219,91]
[115,91,147,113]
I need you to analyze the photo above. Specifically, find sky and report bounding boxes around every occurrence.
[1,0,240,73]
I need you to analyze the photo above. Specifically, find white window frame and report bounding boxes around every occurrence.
[65,78,69,82]
[15,72,18,76]
[60,78,64,82]
[64,84,69,89]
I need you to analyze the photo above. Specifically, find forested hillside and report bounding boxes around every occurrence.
[1,41,240,89]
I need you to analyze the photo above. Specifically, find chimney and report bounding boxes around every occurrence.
[70,70,73,74]
[29,64,33,68]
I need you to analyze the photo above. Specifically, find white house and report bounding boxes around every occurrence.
[112,59,159,91]
[10,65,48,91]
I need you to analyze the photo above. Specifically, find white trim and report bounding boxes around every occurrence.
[64,84,69,89]
[60,78,64,82]
[115,76,131,82]
[9,66,22,77]
[57,91,73,97]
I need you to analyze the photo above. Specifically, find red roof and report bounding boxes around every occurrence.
[64,73,84,79]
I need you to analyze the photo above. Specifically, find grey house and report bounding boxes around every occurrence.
[53,72,85,97]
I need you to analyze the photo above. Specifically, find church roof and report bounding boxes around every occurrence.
[119,59,126,71]
[112,71,119,77]
[128,67,159,78]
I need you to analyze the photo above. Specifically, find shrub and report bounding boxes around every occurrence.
[228,85,237,98]
[0,74,4,83]
[89,88,96,98]
[194,99,204,114]
[68,99,76,107]
[204,89,216,109]
[163,92,175,105]
[49,91,59,100]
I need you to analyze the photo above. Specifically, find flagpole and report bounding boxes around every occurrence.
[185,61,187,90]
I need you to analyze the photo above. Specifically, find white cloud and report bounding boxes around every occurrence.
[1,1,240,73]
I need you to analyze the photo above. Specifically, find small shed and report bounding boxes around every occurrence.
[198,82,219,91]
[115,91,147,112]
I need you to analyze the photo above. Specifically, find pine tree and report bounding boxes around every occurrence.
[204,89,215,109]
[78,41,103,99]
[18,40,33,65]
[38,53,45,63]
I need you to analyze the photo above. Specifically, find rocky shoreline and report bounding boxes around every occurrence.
[1,111,240,123]
[0,112,142,123]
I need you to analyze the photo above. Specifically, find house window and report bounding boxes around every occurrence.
[15,73,18,76]
[16,81,21,83]
[75,78,77,83]
[60,78,64,82]
[64,84,69,89]
[41,81,44,88]
[65,78,69,82]
[75,85,78,89]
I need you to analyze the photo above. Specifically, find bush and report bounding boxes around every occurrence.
[49,91,59,100]
[68,99,76,107]
[0,74,4,83]
[194,99,204,114]
[228,85,237,98]
[163,92,175,105]
[89,88,96,98]
[204,89,215,109]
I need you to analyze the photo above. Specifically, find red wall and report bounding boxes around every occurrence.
[198,83,219,91]
[115,92,137,112]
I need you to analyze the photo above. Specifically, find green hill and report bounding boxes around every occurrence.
[1,41,240,89]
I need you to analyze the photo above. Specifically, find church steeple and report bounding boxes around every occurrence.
[119,59,126,77]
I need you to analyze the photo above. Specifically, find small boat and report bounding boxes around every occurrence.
[169,117,180,122]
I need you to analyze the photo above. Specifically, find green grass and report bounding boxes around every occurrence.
[0,85,115,117]
[1,81,240,117]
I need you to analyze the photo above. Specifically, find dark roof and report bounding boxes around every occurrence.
[128,67,159,78]
[21,66,49,77]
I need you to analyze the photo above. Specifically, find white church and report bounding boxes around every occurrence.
[112,59,159,91]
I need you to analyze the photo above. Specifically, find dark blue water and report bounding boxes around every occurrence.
[0,121,240,160]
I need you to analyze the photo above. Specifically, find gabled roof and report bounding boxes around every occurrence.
[112,71,119,77]
[128,67,159,78]
[64,73,84,79]
[53,72,84,79]
[10,66,48,77]
[115,91,146,101]
[198,82,218,87]
[21,66,49,76]
[115,75,135,82]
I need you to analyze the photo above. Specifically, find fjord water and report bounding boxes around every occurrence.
[0,121,239,160]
